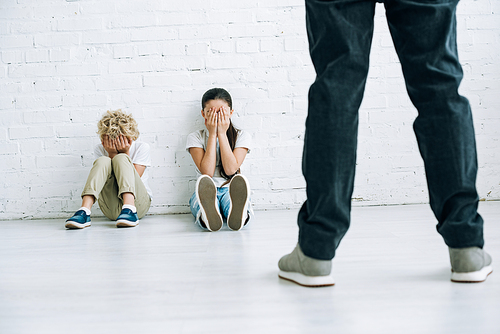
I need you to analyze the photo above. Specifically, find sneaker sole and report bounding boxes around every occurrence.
[278,270,335,287]
[227,175,249,231]
[65,221,91,229]
[451,265,493,283]
[116,219,139,228]
[197,176,223,232]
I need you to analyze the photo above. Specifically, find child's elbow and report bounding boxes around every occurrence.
[223,167,238,176]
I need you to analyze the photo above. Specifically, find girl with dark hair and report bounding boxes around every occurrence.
[186,88,253,231]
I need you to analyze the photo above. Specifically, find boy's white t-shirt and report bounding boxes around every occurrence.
[94,140,153,199]
[186,129,252,188]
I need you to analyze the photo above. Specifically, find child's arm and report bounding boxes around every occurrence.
[190,108,218,177]
[115,136,147,176]
[218,107,248,176]
[134,164,146,177]
[115,135,132,156]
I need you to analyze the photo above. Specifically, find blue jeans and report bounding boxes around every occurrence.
[298,0,484,260]
[189,187,251,230]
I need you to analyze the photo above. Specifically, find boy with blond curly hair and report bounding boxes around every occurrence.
[65,110,152,229]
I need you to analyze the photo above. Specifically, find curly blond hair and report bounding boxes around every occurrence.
[97,109,139,141]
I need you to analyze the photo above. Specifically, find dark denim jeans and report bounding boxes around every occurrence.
[298,0,484,260]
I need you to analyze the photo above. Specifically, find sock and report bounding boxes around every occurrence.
[122,204,137,213]
[79,207,91,216]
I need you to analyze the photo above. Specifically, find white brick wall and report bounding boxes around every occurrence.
[1,0,499,220]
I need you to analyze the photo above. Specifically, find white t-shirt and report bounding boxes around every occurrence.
[94,140,153,199]
[186,129,252,188]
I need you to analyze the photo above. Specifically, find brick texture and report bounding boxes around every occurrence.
[0,0,499,219]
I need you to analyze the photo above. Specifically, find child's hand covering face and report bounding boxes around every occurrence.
[205,107,218,135]
[217,106,231,135]
[102,134,118,155]
[115,135,133,154]
[101,134,132,156]
[202,99,232,135]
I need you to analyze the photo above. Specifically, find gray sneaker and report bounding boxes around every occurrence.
[278,244,334,287]
[449,247,493,283]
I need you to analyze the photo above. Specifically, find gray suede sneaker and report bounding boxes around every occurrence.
[449,247,493,283]
[278,244,334,287]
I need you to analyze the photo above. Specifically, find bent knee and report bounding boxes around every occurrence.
[112,153,132,164]
[94,156,112,167]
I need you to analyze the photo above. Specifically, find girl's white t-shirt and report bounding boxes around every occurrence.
[94,140,153,199]
[186,129,252,188]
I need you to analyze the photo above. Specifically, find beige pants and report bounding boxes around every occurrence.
[82,154,151,220]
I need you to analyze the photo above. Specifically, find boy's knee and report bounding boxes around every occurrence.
[94,156,112,167]
[112,153,132,165]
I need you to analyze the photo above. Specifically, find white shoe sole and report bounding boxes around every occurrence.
[451,265,493,283]
[65,221,91,229]
[196,175,223,232]
[116,219,139,228]
[227,174,250,231]
[279,270,335,287]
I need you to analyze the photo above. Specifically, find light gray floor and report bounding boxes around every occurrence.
[1,202,499,334]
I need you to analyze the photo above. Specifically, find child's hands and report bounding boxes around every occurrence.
[115,135,132,155]
[217,106,231,135]
[102,135,118,157]
[205,107,218,136]
[101,134,132,158]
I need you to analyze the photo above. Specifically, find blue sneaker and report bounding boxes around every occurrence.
[65,210,91,229]
[116,208,139,227]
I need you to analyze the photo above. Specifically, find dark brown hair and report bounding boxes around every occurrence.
[201,88,239,180]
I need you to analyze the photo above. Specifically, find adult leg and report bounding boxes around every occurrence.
[384,0,483,248]
[298,0,377,260]
[385,0,491,282]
